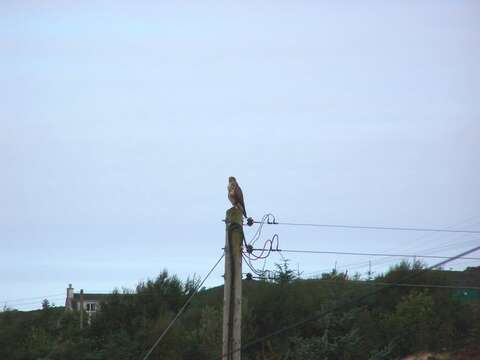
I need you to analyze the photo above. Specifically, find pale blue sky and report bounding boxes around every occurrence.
[1,1,479,310]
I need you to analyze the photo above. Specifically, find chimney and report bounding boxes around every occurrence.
[65,284,74,311]
[67,284,74,299]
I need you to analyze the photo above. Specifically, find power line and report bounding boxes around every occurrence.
[7,297,66,308]
[212,243,480,360]
[363,238,480,270]
[246,276,480,291]
[257,220,480,234]
[279,239,480,277]
[346,217,480,275]
[141,253,225,360]
[246,215,480,275]
[0,293,64,304]
[301,278,480,291]
[369,282,480,290]
[253,248,480,261]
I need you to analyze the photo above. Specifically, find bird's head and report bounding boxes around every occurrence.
[228,176,237,184]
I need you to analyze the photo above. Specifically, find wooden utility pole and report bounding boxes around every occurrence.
[80,289,84,330]
[222,207,243,360]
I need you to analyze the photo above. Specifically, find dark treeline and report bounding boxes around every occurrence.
[1,261,479,360]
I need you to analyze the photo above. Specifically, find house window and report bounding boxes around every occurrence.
[86,303,96,312]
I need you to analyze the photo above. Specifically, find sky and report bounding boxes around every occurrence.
[1,0,479,311]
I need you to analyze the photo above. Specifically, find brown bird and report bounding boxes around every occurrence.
[228,176,247,218]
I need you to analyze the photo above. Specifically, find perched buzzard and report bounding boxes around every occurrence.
[228,176,247,217]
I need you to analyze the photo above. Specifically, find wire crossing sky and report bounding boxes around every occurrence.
[252,248,480,261]
[1,0,479,310]
[256,220,480,233]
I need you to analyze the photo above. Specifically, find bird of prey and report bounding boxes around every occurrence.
[228,176,247,218]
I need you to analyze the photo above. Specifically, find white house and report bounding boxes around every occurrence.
[65,284,108,324]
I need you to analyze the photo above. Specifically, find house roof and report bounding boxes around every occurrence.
[73,293,109,301]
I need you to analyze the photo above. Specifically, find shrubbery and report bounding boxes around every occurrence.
[0,262,478,359]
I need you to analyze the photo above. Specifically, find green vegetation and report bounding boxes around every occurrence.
[1,262,479,360]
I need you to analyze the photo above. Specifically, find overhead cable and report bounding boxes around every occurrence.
[252,247,480,261]
[0,293,65,304]
[141,253,224,360]
[254,218,480,234]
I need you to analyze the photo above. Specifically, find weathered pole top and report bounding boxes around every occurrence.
[226,207,243,226]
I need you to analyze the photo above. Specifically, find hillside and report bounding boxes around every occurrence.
[1,263,479,360]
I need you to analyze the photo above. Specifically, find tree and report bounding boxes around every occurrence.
[42,299,50,310]
[274,259,297,284]
[289,309,363,360]
[384,291,437,354]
